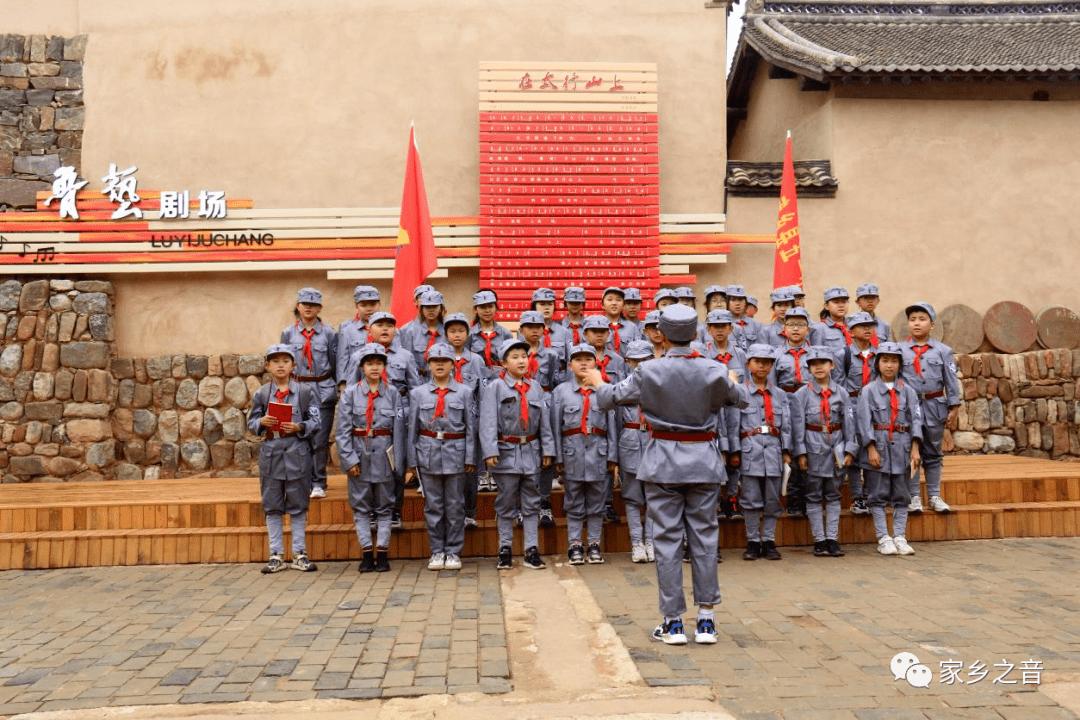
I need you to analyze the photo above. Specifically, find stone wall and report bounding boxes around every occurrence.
[0,33,85,209]
[0,278,272,482]
[947,349,1080,459]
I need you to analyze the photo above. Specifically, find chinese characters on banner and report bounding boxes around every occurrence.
[774,131,802,289]
[43,164,228,222]
[518,71,625,92]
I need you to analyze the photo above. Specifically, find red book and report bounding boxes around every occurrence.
[268,401,292,427]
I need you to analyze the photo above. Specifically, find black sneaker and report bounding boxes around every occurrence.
[497,545,512,570]
[813,540,829,557]
[586,543,604,564]
[567,543,585,565]
[374,549,390,572]
[728,495,743,520]
[604,505,619,523]
[826,539,846,557]
[786,503,806,518]
[718,495,732,519]
[851,497,870,515]
[358,550,375,573]
[761,541,782,561]
[651,618,687,645]
[391,510,403,530]
[743,541,760,561]
[523,546,545,569]
[539,507,555,527]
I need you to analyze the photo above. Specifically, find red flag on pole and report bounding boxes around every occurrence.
[773,131,803,289]
[390,123,438,324]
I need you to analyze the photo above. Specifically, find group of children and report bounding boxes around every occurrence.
[247,280,960,574]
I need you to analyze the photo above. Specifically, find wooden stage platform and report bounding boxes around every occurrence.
[1,455,1078,570]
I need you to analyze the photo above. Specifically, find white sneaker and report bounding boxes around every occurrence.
[928,495,951,513]
[893,536,915,555]
[631,544,648,563]
[463,516,478,529]
[878,536,898,556]
[644,542,655,562]
[907,495,923,513]
[427,552,445,570]
[443,553,462,570]
[310,486,326,499]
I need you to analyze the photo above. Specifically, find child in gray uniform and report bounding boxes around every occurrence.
[619,340,657,562]
[735,344,792,561]
[248,344,321,573]
[336,343,406,573]
[479,339,555,570]
[406,343,477,571]
[791,347,857,558]
[280,287,337,499]
[856,342,923,556]
[553,343,618,565]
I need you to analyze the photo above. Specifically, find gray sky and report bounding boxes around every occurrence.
[727,4,746,76]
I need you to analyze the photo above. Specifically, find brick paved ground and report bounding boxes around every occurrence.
[1,538,1078,719]
[577,537,1080,719]
[0,559,508,715]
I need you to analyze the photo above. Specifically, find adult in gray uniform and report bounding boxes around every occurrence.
[586,303,745,646]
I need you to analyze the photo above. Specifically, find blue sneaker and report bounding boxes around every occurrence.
[695,617,717,644]
[651,618,687,645]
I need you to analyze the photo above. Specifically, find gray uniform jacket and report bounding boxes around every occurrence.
[479,374,555,474]
[855,379,923,473]
[551,379,618,482]
[280,321,338,405]
[900,339,961,415]
[873,316,891,344]
[335,381,406,483]
[468,324,513,376]
[770,342,814,391]
[735,381,792,477]
[706,342,748,383]
[335,318,368,384]
[449,350,486,401]
[596,346,745,484]
[615,404,647,475]
[383,344,422,400]
[604,318,643,358]
[841,345,878,396]
[399,321,446,376]
[559,317,586,347]
[247,381,321,481]
[791,379,858,477]
[596,349,628,385]
[761,320,786,348]
[732,317,762,350]
[813,317,852,351]
[406,382,477,474]
[524,346,560,391]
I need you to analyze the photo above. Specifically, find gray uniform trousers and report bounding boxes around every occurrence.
[564,479,605,546]
[349,478,394,549]
[620,471,654,546]
[908,398,946,499]
[423,472,466,555]
[646,482,722,617]
[495,473,540,548]
[805,473,842,542]
[867,470,910,539]
[740,475,782,542]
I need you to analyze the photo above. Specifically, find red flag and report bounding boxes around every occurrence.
[391,124,438,324]
[773,131,803,289]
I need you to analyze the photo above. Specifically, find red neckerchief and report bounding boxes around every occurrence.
[527,350,540,379]
[432,387,451,420]
[911,344,932,375]
[608,321,621,353]
[479,329,498,367]
[597,354,612,382]
[453,357,467,382]
[820,386,832,430]
[888,384,899,440]
[365,388,379,431]
[513,380,530,429]
[788,346,807,384]
[542,326,553,348]
[297,320,319,371]
[578,387,592,434]
[568,322,582,344]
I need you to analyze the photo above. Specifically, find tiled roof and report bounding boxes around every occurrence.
[730,1,1080,83]
[726,160,839,197]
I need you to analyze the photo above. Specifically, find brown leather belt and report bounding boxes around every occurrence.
[623,422,642,430]
[561,427,607,438]
[740,426,780,439]
[874,424,910,433]
[650,430,716,443]
[419,429,466,440]
[920,390,945,400]
[806,423,842,432]
[779,385,802,394]
[294,373,332,382]
[499,433,538,444]
[850,390,860,398]
[352,428,392,437]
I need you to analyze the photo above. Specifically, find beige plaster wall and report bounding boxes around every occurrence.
[728,65,833,161]
[3,0,728,356]
[725,90,1080,321]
